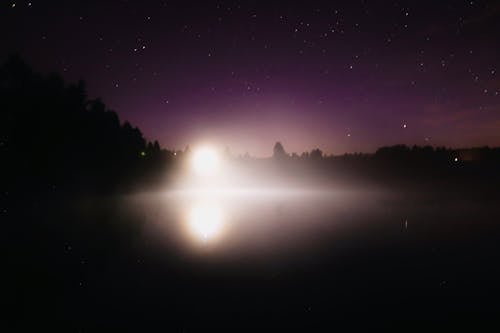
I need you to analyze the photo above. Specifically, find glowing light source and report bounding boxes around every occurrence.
[187,202,224,241]
[191,146,219,176]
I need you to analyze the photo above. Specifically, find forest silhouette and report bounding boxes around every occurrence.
[4,56,500,330]
[3,55,500,197]
[2,55,175,195]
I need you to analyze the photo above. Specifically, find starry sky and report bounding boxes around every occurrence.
[2,1,500,156]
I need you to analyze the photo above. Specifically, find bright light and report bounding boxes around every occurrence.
[187,202,224,241]
[191,146,219,176]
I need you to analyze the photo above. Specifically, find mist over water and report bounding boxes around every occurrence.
[56,183,497,330]
[131,188,366,254]
[9,151,500,330]
[123,185,499,264]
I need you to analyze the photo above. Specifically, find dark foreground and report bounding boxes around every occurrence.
[7,185,500,331]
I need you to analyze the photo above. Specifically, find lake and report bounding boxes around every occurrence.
[11,185,500,330]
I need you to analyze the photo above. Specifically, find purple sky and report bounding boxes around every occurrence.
[2,1,500,156]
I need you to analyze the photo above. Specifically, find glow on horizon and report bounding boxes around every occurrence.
[191,146,220,176]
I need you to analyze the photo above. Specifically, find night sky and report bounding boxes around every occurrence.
[2,1,500,156]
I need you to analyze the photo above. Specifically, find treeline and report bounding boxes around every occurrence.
[1,55,173,194]
[271,141,500,164]
[2,56,499,195]
[240,142,500,191]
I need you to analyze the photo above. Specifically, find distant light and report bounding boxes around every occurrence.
[454,157,458,162]
[140,151,146,157]
[191,146,219,176]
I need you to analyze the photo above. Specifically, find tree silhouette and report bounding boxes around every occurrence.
[273,141,287,159]
[1,55,171,194]
[310,148,323,160]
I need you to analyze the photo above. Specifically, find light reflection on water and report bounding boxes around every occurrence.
[133,187,377,254]
[178,188,320,245]
[186,201,225,242]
